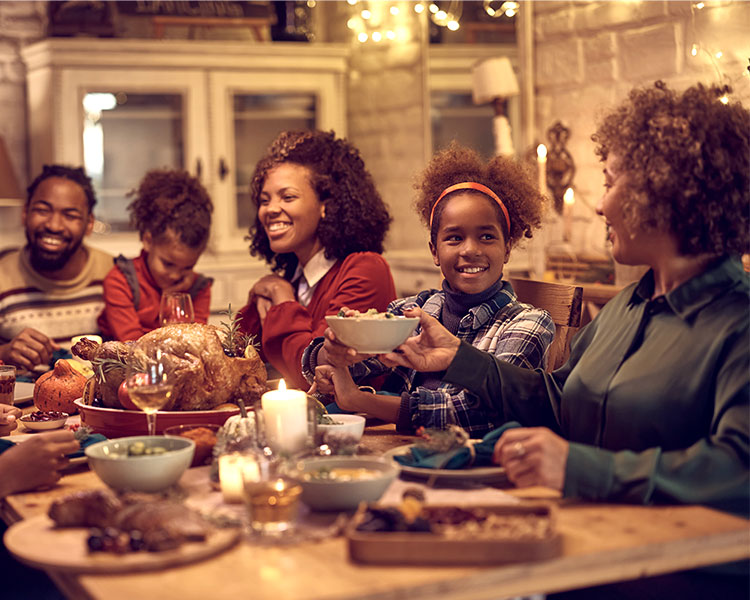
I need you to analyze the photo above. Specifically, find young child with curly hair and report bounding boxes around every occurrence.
[98,169,214,341]
[237,130,396,389]
[305,142,554,437]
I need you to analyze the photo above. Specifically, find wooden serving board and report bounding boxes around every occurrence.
[347,503,562,566]
[4,515,241,574]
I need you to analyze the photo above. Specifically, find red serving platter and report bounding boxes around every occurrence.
[73,399,239,438]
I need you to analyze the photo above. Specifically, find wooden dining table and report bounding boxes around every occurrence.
[2,422,749,600]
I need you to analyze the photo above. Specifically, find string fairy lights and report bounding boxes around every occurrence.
[347,2,467,43]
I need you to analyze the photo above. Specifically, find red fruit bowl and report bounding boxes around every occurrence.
[73,399,239,438]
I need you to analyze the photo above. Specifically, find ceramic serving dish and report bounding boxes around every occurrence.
[85,435,195,493]
[287,456,397,511]
[19,412,69,431]
[74,398,239,438]
[324,315,419,354]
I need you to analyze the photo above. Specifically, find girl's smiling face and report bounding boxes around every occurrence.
[143,228,203,292]
[430,192,509,294]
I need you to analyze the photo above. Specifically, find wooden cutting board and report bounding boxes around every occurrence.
[4,515,241,574]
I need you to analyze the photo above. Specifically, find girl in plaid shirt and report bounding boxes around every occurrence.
[304,143,553,437]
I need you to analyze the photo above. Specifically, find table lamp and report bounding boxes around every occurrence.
[472,57,519,157]
[0,135,22,207]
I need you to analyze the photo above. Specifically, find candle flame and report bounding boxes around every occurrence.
[278,379,286,391]
[537,144,547,160]
[564,188,575,205]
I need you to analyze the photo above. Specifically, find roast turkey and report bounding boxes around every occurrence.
[73,323,267,411]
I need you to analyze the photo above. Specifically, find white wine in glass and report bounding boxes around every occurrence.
[124,351,174,436]
[159,292,195,326]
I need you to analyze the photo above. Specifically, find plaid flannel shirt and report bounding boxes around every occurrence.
[301,281,554,437]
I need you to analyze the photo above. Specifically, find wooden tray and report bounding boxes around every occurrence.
[347,503,562,565]
[4,514,241,574]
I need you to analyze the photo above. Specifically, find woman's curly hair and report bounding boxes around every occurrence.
[248,130,392,278]
[128,169,213,248]
[592,80,749,256]
[414,141,545,248]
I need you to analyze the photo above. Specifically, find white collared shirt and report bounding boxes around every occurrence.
[292,249,337,307]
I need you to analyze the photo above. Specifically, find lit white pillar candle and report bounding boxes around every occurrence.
[260,379,308,455]
[537,144,548,198]
[563,187,575,242]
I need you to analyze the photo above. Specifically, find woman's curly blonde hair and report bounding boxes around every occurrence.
[248,130,391,278]
[414,142,545,248]
[128,169,213,248]
[592,81,750,256]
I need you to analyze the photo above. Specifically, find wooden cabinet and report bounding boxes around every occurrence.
[21,38,348,313]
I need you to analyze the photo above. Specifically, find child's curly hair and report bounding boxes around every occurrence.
[414,142,545,247]
[128,169,213,248]
[248,130,392,278]
[592,80,749,256]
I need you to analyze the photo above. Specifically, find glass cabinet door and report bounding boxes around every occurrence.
[58,69,207,248]
[209,71,345,254]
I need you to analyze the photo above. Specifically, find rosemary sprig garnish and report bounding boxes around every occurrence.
[218,304,257,357]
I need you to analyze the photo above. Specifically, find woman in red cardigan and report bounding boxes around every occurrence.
[238,130,396,389]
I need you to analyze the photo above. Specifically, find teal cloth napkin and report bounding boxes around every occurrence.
[395,421,521,469]
[0,433,106,458]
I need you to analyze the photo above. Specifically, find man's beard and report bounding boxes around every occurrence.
[27,232,83,272]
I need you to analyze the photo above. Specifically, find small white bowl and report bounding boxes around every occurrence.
[317,414,366,444]
[325,315,419,354]
[20,412,69,431]
[85,435,195,493]
[288,456,397,511]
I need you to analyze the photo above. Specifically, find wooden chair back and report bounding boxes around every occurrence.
[508,278,583,372]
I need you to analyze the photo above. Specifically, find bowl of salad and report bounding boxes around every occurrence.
[325,309,419,354]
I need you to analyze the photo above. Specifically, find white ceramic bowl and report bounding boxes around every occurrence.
[288,456,397,511]
[19,412,69,431]
[85,435,195,493]
[317,414,366,445]
[324,315,419,354]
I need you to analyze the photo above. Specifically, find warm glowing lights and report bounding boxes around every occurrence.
[715,51,723,59]
[537,144,548,161]
[695,1,705,8]
[505,8,516,17]
[691,44,698,56]
[361,9,371,19]
[306,0,316,7]
[390,6,399,15]
[414,3,425,14]
[429,3,439,14]
[447,20,459,31]
[386,30,396,40]
[357,31,368,42]
[347,17,357,29]
[346,0,357,5]
[563,188,575,206]
[371,31,382,42]
[719,95,729,104]
[435,9,447,20]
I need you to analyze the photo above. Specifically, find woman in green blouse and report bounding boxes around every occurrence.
[382,81,749,510]
[379,79,749,599]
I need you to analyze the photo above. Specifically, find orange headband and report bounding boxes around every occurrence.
[429,182,511,234]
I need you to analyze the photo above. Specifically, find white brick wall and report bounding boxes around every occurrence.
[533,0,750,280]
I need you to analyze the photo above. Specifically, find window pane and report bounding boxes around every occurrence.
[233,94,316,230]
[83,92,184,232]
[431,91,495,160]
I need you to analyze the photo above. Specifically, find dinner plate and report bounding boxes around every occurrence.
[13,381,35,406]
[383,443,507,483]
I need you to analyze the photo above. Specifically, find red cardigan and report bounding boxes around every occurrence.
[238,252,396,390]
[98,251,212,341]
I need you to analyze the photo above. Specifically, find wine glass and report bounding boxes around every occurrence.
[124,349,174,436]
[159,292,195,326]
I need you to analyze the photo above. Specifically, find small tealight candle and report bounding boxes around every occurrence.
[260,379,308,455]
[219,453,259,504]
[563,187,575,242]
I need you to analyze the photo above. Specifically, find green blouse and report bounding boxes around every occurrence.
[445,256,749,516]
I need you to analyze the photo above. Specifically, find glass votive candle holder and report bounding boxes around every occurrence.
[243,468,302,536]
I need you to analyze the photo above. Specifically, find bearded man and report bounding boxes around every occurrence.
[0,165,113,370]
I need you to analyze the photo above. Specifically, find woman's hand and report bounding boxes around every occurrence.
[250,274,296,306]
[492,427,569,491]
[0,404,21,436]
[0,430,80,498]
[379,307,460,372]
[313,365,365,412]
